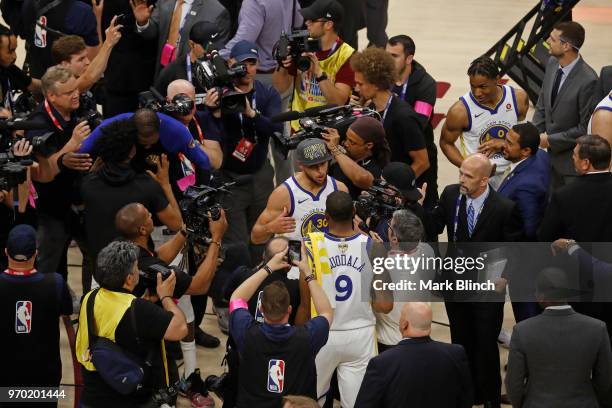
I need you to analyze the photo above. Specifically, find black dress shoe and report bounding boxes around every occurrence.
[484,401,501,408]
[500,394,511,405]
[195,327,220,348]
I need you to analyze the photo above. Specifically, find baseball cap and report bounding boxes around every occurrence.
[230,40,259,62]
[6,224,37,261]
[296,138,332,165]
[382,162,421,202]
[300,0,344,23]
[189,21,219,47]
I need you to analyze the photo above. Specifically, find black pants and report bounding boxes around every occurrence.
[103,90,140,118]
[445,301,504,404]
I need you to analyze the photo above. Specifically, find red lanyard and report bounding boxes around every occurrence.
[179,116,204,162]
[44,99,63,131]
[193,116,204,143]
[4,268,37,276]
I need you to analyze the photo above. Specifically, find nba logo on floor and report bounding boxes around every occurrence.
[267,359,285,393]
[15,301,32,334]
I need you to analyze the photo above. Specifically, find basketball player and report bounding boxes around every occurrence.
[251,138,348,246]
[440,56,529,188]
[302,191,392,408]
[588,91,612,148]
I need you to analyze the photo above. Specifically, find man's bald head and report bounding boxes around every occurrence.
[459,153,492,198]
[399,302,432,338]
[167,79,196,100]
[115,203,147,239]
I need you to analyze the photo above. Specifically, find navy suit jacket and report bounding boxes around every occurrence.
[354,337,473,408]
[497,149,550,240]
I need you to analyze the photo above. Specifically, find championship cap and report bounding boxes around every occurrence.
[296,138,332,165]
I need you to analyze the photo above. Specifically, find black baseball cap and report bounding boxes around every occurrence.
[300,0,344,23]
[296,138,332,165]
[189,21,220,47]
[6,225,37,261]
[382,162,421,202]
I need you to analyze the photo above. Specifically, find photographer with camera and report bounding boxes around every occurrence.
[81,120,183,290]
[80,107,214,176]
[203,40,281,261]
[155,22,219,104]
[229,241,333,407]
[0,24,41,117]
[76,240,188,408]
[322,116,390,199]
[272,0,355,129]
[115,201,228,404]
[166,79,223,179]
[25,66,96,279]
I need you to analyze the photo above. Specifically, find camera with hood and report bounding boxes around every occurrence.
[354,179,403,232]
[192,50,247,115]
[273,29,322,72]
[138,87,195,117]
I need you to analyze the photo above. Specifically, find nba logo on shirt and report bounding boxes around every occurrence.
[267,359,285,393]
[35,16,47,48]
[254,291,264,323]
[15,301,32,334]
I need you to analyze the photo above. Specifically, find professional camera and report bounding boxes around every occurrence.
[192,50,247,114]
[273,29,322,71]
[12,92,38,120]
[135,262,175,296]
[151,383,179,408]
[271,104,378,158]
[205,373,230,401]
[138,87,195,116]
[354,179,403,232]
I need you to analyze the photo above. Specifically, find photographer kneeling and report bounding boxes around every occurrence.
[229,244,333,407]
[322,116,391,199]
[115,202,227,405]
[76,240,188,408]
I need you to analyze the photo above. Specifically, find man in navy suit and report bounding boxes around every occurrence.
[498,123,551,327]
[354,302,473,408]
[499,122,550,241]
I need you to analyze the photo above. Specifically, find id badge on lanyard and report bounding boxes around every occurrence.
[232,93,257,162]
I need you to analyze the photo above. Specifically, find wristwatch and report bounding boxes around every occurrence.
[316,72,328,82]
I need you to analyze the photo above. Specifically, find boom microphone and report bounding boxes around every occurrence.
[271,104,337,122]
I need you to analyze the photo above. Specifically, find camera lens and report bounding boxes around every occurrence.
[297,56,311,72]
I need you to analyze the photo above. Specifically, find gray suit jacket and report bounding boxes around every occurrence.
[506,307,612,408]
[138,0,230,78]
[591,66,612,110]
[532,56,598,176]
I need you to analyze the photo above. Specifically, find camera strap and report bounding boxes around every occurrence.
[44,99,63,131]
[380,94,393,125]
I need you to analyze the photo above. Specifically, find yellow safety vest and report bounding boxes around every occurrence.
[75,288,135,371]
[291,41,355,132]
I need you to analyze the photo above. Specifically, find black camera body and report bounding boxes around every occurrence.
[135,262,175,296]
[354,179,403,232]
[272,105,378,158]
[274,30,322,71]
[138,88,195,117]
[180,182,234,243]
[193,50,247,115]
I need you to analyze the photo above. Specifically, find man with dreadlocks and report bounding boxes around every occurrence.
[440,56,529,189]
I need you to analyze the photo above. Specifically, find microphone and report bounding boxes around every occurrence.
[271,104,338,122]
[0,118,51,131]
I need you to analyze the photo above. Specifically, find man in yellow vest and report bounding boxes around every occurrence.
[76,240,188,407]
[272,0,355,133]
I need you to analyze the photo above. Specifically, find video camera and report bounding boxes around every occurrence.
[354,179,403,232]
[0,152,29,192]
[0,115,56,158]
[138,87,195,116]
[271,104,378,158]
[193,50,247,115]
[273,30,322,71]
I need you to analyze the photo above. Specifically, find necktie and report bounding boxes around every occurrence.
[467,202,475,237]
[167,0,184,48]
[551,68,563,106]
